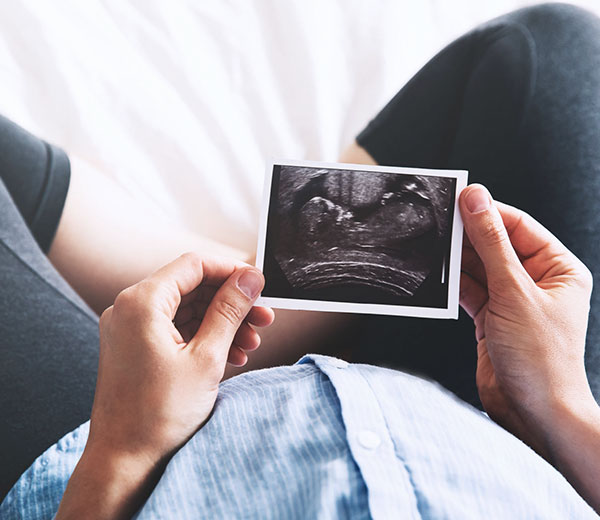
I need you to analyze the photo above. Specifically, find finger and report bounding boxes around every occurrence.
[493,200,586,282]
[461,232,488,284]
[227,345,248,367]
[459,272,488,319]
[246,306,275,328]
[192,299,211,320]
[179,318,201,343]
[179,285,201,307]
[151,253,247,290]
[191,267,264,368]
[187,289,271,325]
[496,200,592,285]
[495,201,571,259]
[474,302,488,342]
[459,185,532,288]
[461,246,487,287]
[462,230,474,251]
[233,322,261,351]
[182,285,219,308]
[174,304,194,327]
[188,302,274,331]
[143,253,246,319]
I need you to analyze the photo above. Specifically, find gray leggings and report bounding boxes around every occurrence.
[0,124,99,497]
[2,2,600,499]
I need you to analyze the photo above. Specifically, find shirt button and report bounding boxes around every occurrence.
[357,430,381,450]
[329,358,349,369]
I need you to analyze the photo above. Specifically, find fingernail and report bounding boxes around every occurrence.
[465,186,491,214]
[237,270,263,299]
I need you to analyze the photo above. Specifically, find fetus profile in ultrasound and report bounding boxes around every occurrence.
[261,164,457,308]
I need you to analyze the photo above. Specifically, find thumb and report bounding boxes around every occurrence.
[459,184,528,286]
[191,267,264,364]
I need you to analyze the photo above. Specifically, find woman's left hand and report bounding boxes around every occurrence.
[57,253,274,520]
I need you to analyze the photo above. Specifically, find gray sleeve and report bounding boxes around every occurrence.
[0,114,70,252]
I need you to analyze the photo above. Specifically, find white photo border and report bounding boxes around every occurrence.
[255,159,468,319]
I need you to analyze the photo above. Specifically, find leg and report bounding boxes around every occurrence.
[48,155,250,315]
[0,120,99,498]
[344,3,600,405]
[0,113,357,495]
[51,157,360,376]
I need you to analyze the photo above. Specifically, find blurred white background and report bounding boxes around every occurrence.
[0,0,598,253]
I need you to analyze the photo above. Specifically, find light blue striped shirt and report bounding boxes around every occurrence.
[1,355,597,519]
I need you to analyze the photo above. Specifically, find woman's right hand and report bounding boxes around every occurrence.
[56,253,274,520]
[458,184,595,456]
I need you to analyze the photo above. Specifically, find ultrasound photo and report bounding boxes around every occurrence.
[256,161,467,318]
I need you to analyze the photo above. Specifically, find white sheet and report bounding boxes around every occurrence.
[0,0,598,253]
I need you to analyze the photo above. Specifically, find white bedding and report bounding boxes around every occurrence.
[0,0,598,253]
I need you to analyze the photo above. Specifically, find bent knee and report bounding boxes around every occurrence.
[508,3,600,43]
[525,3,598,25]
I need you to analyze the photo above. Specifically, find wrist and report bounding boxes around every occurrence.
[56,443,165,520]
[522,385,600,463]
[83,443,160,483]
[533,392,600,510]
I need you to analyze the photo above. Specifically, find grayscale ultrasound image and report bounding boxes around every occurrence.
[261,165,456,308]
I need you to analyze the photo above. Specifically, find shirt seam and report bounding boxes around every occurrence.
[360,373,426,520]
[312,357,422,519]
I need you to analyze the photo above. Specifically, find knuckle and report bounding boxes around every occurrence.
[462,251,482,276]
[214,298,244,326]
[180,251,203,270]
[113,287,137,311]
[487,273,530,304]
[479,219,507,247]
[99,306,113,326]
[198,347,222,371]
[113,282,155,316]
[98,307,114,336]
[578,263,594,292]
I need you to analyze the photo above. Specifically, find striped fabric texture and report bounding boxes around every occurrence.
[1,355,597,519]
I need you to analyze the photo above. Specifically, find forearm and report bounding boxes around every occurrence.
[56,446,163,520]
